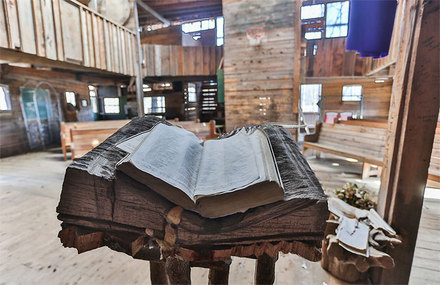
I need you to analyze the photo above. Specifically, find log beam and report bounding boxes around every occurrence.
[208,260,231,285]
[150,261,168,285]
[255,253,278,285]
[375,0,440,283]
[165,257,191,285]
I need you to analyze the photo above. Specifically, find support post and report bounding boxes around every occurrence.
[208,260,231,285]
[150,261,168,285]
[165,257,191,285]
[255,253,278,285]
[133,1,145,117]
[374,0,439,283]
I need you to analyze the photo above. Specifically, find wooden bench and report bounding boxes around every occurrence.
[303,120,440,185]
[67,119,218,160]
[61,120,130,161]
[303,120,388,179]
[169,119,218,141]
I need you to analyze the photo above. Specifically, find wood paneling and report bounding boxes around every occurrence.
[303,0,406,77]
[304,38,371,77]
[223,0,300,131]
[141,25,182,45]
[305,77,393,119]
[0,0,136,76]
[142,44,223,77]
[0,64,123,158]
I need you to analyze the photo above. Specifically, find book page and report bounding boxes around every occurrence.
[194,128,274,198]
[116,131,151,153]
[125,123,203,199]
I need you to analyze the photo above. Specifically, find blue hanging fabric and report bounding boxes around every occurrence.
[346,0,398,58]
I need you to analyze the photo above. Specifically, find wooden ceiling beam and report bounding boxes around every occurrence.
[137,0,171,26]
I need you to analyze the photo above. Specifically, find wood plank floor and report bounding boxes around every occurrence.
[0,149,438,284]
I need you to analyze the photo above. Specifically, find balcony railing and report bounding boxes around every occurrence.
[0,0,136,76]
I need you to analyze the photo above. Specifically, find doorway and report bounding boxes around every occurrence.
[20,87,55,150]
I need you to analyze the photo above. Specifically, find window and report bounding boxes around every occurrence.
[301,84,322,113]
[216,17,224,46]
[144,96,165,114]
[304,32,322,40]
[187,83,197,102]
[182,19,215,33]
[143,84,152,92]
[301,1,350,40]
[181,17,224,46]
[342,85,363,101]
[88,86,98,113]
[153,82,173,91]
[65,91,76,106]
[325,1,349,38]
[103,97,120,114]
[0,85,11,111]
[301,4,325,20]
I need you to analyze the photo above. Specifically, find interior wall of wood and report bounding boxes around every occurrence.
[142,44,223,77]
[223,0,299,131]
[0,65,120,158]
[302,0,405,77]
[305,77,393,119]
[304,38,370,77]
[141,26,183,45]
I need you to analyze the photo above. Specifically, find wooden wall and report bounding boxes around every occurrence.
[0,65,122,157]
[302,0,405,77]
[223,0,300,130]
[141,26,183,45]
[0,0,136,76]
[305,77,393,119]
[142,44,223,77]
[304,38,370,77]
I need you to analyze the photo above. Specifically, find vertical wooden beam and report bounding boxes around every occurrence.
[150,260,168,285]
[255,253,278,285]
[133,1,145,116]
[165,257,191,285]
[292,0,302,140]
[375,0,439,283]
[208,260,231,285]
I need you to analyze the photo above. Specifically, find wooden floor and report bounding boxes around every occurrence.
[0,149,438,284]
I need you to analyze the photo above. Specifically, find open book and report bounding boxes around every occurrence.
[116,123,284,218]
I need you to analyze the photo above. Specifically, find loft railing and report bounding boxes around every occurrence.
[0,0,136,76]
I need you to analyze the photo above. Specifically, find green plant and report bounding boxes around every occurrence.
[334,182,376,210]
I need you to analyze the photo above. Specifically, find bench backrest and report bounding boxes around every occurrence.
[69,120,218,160]
[428,123,440,182]
[317,121,387,163]
[70,127,121,159]
[168,120,217,140]
[61,120,130,146]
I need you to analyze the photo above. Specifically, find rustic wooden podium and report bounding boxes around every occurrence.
[57,117,328,284]
[59,204,325,285]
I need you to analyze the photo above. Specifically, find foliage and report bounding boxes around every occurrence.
[334,182,376,210]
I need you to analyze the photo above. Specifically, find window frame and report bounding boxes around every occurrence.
[301,1,350,41]
[103,97,120,114]
[88,85,98,113]
[325,1,350,39]
[300,84,322,114]
[144,96,166,114]
[65,91,76,107]
[0,84,12,112]
[342,85,363,102]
